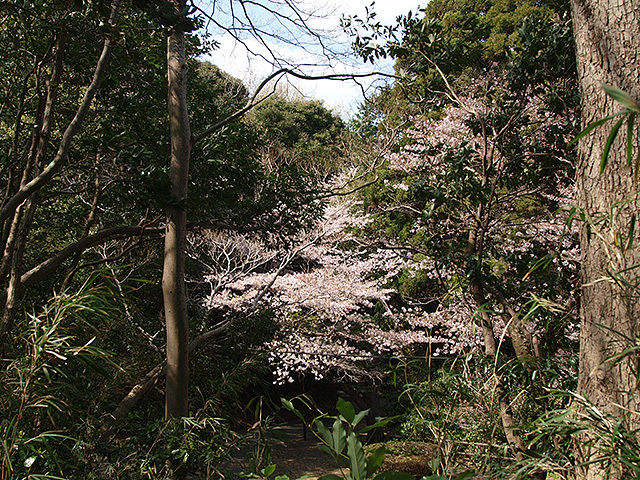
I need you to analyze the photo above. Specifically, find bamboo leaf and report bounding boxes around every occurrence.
[281,398,306,423]
[568,113,626,147]
[627,214,636,252]
[627,113,636,166]
[603,84,640,112]
[636,147,640,187]
[600,116,625,174]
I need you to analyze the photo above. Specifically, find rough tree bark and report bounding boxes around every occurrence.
[571,0,640,478]
[163,0,191,420]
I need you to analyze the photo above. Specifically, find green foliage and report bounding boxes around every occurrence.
[395,352,577,476]
[250,96,348,177]
[399,359,499,448]
[517,356,640,478]
[507,10,578,113]
[570,84,640,179]
[283,397,413,480]
[137,414,234,479]
[0,276,123,479]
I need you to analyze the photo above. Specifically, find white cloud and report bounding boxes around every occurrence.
[198,0,424,118]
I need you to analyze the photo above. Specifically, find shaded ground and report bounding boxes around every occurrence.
[228,421,517,480]
[271,424,343,479]
[230,423,438,480]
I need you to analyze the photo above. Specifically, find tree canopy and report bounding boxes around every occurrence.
[1,0,640,478]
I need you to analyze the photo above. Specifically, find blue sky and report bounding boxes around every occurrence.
[198,0,425,118]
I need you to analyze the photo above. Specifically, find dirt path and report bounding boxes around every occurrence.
[226,423,343,480]
[228,424,439,480]
[271,424,343,480]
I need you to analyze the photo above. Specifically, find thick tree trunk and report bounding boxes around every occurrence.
[163,12,191,420]
[571,0,640,478]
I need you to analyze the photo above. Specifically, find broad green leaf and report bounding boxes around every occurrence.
[316,419,334,449]
[352,409,369,427]
[317,475,343,480]
[337,398,355,423]
[359,416,395,434]
[317,443,336,457]
[600,116,625,174]
[263,464,277,477]
[603,84,640,112]
[365,446,388,478]
[626,113,636,166]
[332,417,347,455]
[371,472,415,480]
[346,431,367,480]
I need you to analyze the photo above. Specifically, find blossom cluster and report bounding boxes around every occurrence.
[193,88,581,383]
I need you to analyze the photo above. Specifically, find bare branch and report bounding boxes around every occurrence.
[192,68,391,145]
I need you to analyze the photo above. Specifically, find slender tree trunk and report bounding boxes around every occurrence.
[163,7,191,420]
[0,2,120,228]
[470,279,526,458]
[571,0,640,478]
[466,202,526,457]
[0,33,65,345]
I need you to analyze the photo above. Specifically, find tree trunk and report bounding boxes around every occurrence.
[163,8,191,420]
[571,0,640,478]
[470,279,526,458]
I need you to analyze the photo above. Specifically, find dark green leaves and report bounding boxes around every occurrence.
[337,397,356,423]
[284,397,411,480]
[571,84,640,175]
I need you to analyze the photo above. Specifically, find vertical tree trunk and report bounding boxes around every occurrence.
[467,201,526,457]
[164,8,191,420]
[571,0,640,478]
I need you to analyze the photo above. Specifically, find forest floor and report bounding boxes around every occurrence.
[227,422,438,480]
[226,423,342,479]
[272,423,342,479]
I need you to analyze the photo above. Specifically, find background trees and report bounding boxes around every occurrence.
[340,0,581,459]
